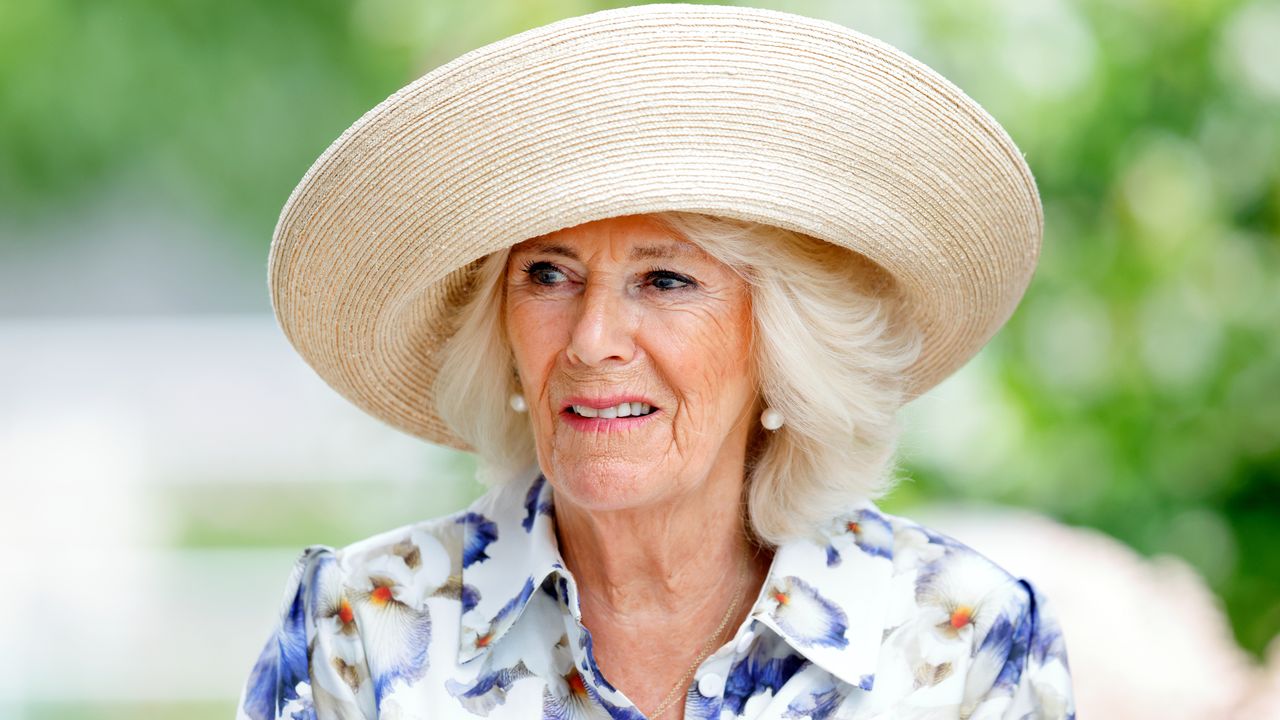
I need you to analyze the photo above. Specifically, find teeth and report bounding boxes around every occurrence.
[570,402,654,418]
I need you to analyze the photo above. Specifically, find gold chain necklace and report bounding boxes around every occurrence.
[646,556,751,719]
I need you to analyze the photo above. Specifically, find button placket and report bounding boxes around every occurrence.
[683,617,758,716]
[697,670,726,698]
[691,640,738,704]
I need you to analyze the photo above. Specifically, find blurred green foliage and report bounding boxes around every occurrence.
[2,0,1276,669]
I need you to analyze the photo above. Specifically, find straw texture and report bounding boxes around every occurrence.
[268,3,1043,451]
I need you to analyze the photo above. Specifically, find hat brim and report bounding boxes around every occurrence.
[268,3,1042,451]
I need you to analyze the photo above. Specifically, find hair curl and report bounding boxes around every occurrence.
[434,212,923,546]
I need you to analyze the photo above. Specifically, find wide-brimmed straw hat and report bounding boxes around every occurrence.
[268,3,1042,452]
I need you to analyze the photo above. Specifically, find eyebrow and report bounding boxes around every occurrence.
[521,241,693,261]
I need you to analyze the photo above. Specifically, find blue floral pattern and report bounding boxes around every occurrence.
[237,467,1076,719]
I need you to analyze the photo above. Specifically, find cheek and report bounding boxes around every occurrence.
[505,300,559,440]
[660,296,755,412]
[505,296,567,368]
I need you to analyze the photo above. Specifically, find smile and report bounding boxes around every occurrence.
[568,402,655,418]
[558,394,660,427]
[559,397,661,432]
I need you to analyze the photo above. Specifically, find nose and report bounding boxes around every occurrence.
[566,281,636,367]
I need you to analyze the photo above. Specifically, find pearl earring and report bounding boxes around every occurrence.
[760,407,784,430]
[509,393,528,412]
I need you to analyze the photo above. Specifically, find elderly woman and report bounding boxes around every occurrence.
[239,5,1074,720]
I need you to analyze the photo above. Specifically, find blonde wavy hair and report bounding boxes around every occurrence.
[434,211,923,546]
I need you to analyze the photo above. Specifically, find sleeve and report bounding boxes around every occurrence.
[963,578,1077,720]
[236,545,374,720]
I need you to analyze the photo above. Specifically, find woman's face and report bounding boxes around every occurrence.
[504,214,759,512]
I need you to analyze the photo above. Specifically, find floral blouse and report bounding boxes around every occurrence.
[237,467,1076,719]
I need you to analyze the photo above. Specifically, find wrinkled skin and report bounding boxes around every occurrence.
[504,213,760,513]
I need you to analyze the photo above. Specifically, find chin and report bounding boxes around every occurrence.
[545,458,668,513]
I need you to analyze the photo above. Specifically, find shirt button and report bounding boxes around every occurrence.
[734,632,755,654]
[698,672,725,697]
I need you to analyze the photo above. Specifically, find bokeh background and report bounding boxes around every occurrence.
[1,0,1277,718]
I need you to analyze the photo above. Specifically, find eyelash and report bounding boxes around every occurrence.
[519,260,697,291]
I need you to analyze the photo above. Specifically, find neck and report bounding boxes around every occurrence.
[558,493,754,613]
[547,445,774,718]
[551,450,772,628]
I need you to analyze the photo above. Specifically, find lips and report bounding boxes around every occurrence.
[562,394,658,413]
[559,395,661,427]
[567,401,655,419]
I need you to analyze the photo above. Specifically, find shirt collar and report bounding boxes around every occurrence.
[456,467,896,691]
[750,502,897,691]
[456,465,567,666]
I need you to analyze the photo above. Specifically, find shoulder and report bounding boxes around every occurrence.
[334,510,468,581]
[823,501,1028,603]
[867,504,1053,649]
[318,471,540,592]
[238,500,497,720]
[841,503,1076,717]
[268,471,543,639]
[794,501,1054,662]
[851,503,1028,595]
[287,503,484,624]
[260,507,470,618]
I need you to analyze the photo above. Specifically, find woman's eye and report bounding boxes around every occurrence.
[648,270,694,291]
[522,261,567,285]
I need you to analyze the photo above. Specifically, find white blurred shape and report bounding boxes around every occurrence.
[1216,0,1280,102]
[0,315,468,704]
[0,316,460,487]
[1,403,158,546]
[0,369,163,701]
[1237,636,1280,718]
[11,547,300,702]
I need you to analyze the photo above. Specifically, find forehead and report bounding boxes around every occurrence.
[510,215,706,262]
